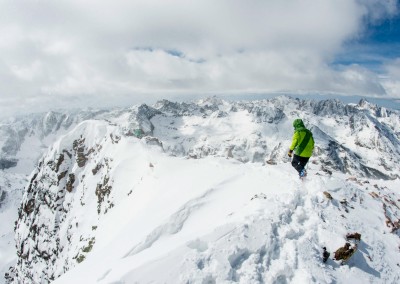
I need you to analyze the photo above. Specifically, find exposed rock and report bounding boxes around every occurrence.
[143,136,163,148]
[23,199,35,214]
[95,176,112,214]
[82,238,95,253]
[250,193,267,200]
[346,233,361,241]
[383,203,400,233]
[225,146,234,159]
[55,154,64,173]
[154,99,195,116]
[110,133,121,144]
[369,192,379,198]
[135,104,161,135]
[322,247,330,263]
[92,163,103,175]
[57,170,68,184]
[66,173,75,192]
[250,105,285,123]
[323,191,333,200]
[73,138,87,168]
[334,242,357,264]
[266,159,276,165]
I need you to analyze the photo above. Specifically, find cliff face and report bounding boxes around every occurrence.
[7,121,114,283]
[3,96,400,283]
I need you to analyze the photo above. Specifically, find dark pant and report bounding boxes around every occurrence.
[291,154,310,174]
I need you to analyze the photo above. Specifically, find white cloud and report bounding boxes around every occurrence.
[357,0,399,22]
[381,59,400,97]
[0,0,399,117]
[11,60,43,81]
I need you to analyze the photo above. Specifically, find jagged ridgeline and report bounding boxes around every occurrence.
[4,96,400,283]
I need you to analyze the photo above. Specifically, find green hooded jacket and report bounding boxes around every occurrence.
[290,119,314,158]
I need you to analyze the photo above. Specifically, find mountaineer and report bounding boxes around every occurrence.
[288,119,314,178]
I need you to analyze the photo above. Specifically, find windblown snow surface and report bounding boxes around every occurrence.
[52,149,400,284]
[3,97,400,283]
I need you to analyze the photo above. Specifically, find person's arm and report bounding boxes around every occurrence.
[289,132,299,151]
[288,132,299,157]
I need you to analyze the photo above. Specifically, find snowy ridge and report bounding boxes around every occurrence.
[0,108,128,173]
[56,162,400,283]
[0,108,129,282]
[2,96,400,283]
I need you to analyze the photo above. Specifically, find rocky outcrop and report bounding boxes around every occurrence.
[6,121,117,283]
[73,138,87,168]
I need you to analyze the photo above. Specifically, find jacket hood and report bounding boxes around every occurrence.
[293,119,305,130]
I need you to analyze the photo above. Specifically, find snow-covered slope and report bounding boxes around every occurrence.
[0,108,126,282]
[3,96,400,283]
[54,160,400,284]
[0,172,26,283]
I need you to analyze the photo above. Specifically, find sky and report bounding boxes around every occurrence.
[0,0,400,117]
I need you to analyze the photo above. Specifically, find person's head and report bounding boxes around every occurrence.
[293,119,305,130]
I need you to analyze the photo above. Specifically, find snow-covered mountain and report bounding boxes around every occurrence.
[0,108,125,282]
[2,96,400,283]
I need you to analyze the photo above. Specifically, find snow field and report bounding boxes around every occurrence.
[53,142,400,284]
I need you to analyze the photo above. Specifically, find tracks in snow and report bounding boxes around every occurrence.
[124,178,323,283]
[176,187,322,283]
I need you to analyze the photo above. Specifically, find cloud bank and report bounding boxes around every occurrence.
[0,0,399,116]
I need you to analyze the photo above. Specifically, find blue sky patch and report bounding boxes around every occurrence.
[333,13,400,72]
